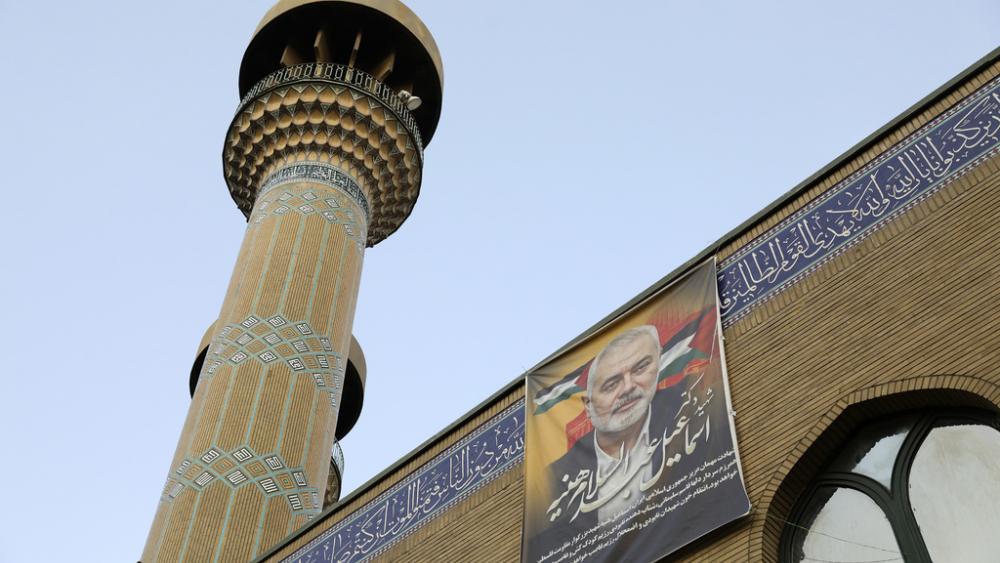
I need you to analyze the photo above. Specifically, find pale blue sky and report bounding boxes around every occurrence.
[0,1,996,561]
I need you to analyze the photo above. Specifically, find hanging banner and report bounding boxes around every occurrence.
[523,259,750,563]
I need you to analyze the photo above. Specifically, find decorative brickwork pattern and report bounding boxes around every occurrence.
[202,315,345,410]
[162,446,322,517]
[145,5,437,561]
[223,65,424,245]
[259,162,370,222]
[144,157,370,561]
[250,179,367,256]
[239,62,424,158]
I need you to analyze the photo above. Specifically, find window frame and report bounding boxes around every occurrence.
[780,409,1000,563]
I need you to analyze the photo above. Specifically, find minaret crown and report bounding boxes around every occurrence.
[239,0,443,145]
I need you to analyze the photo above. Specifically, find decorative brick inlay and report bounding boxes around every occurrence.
[162,446,321,517]
[259,162,370,223]
[201,316,345,410]
[250,180,367,256]
[223,62,424,245]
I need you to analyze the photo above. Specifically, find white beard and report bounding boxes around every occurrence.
[589,387,654,433]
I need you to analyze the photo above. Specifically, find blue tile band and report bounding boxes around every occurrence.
[285,401,525,562]
[719,77,1000,324]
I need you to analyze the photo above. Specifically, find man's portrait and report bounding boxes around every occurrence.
[523,261,750,563]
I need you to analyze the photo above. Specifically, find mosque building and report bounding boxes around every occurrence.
[142,1,1000,561]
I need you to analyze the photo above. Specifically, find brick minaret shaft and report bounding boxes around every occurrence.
[142,1,443,561]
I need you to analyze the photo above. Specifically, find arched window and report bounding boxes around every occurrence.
[781,410,1000,562]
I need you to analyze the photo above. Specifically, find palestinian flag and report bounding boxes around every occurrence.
[531,306,717,416]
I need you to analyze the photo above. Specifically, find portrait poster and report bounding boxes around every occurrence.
[523,259,750,563]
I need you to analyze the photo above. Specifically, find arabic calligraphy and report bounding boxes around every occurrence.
[538,451,742,563]
[284,400,525,563]
[719,80,1000,324]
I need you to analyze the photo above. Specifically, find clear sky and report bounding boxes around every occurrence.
[0,1,996,561]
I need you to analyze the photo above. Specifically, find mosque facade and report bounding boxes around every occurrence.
[142,1,1000,561]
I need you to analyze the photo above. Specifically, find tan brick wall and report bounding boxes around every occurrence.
[146,177,369,562]
[266,388,525,560]
[694,126,1000,563]
[264,59,1000,562]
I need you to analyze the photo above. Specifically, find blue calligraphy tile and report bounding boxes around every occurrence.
[287,401,525,563]
[719,79,1000,324]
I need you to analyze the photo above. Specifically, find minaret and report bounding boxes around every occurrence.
[142,1,442,560]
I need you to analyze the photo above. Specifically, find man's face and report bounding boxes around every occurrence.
[585,335,659,434]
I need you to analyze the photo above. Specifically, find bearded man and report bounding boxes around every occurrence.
[579,325,660,522]
[540,325,690,536]
[528,317,746,563]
